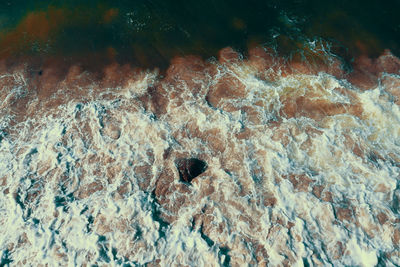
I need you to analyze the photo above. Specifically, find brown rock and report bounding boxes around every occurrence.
[263,196,277,207]
[77,181,104,199]
[393,228,400,247]
[133,164,153,191]
[335,207,353,222]
[0,176,6,186]
[154,169,174,201]
[312,185,325,199]
[206,74,246,109]
[382,75,400,105]
[280,95,348,120]
[348,55,379,90]
[322,191,334,203]
[376,212,389,225]
[148,85,169,116]
[287,221,295,229]
[117,181,131,198]
[286,174,314,192]
[165,55,209,93]
[376,50,400,74]
[218,47,241,64]
[332,241,345,260]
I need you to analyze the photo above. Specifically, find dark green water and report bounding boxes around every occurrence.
[0,0,399,68]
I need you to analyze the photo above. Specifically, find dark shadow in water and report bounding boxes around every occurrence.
[0,249,13,266]
[175,158,207,184]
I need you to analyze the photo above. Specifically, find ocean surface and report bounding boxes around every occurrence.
[0,1,399,266]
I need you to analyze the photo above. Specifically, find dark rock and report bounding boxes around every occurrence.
[175,158,207,183]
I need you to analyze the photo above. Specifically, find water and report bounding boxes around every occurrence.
[0,1,400,266]
[0,0,399,67]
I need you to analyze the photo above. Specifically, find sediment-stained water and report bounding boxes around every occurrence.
[1,1,400,266]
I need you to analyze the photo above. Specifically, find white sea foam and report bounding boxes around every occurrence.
[0,52,399,266]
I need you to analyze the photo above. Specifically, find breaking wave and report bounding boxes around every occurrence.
[0,43,400,266]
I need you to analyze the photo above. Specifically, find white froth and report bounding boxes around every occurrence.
[0,56,399,266]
